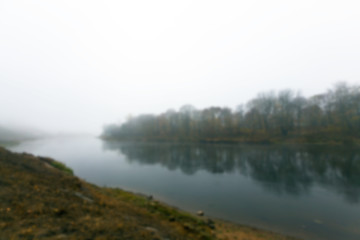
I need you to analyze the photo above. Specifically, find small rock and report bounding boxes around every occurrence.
[147,195,153,201]
[197,210,204,216]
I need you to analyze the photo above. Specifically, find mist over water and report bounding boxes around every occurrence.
[1,1,360,134]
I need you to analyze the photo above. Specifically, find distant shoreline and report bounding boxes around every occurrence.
[100,135,360,146]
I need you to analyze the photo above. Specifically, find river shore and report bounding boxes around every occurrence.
[0,146,299,240]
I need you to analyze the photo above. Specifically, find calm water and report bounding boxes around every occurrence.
[7,137,360,240]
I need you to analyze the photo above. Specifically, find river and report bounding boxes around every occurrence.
[7,136,360,240]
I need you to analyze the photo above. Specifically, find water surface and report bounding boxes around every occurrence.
[7,137,360,240]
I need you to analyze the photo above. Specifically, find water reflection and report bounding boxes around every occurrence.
[103,141,360,203]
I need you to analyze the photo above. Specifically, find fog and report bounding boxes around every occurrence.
[1,0,359,134]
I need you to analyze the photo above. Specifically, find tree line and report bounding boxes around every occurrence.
[102,82,360,144]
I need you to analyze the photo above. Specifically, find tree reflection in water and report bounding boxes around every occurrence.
[102,141,360,203]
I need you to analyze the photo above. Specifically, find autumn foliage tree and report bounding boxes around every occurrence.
[102,82,360,143]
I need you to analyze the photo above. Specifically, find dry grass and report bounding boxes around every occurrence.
[215,222,299,240]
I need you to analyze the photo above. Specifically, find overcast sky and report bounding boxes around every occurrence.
[1,0,359,134]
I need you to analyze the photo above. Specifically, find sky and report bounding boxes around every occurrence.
[0,0,360,134]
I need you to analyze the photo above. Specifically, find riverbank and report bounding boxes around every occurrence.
[0,146,299,240]
[101,134,360,146]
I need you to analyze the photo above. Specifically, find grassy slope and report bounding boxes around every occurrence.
[0,147,299,240]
